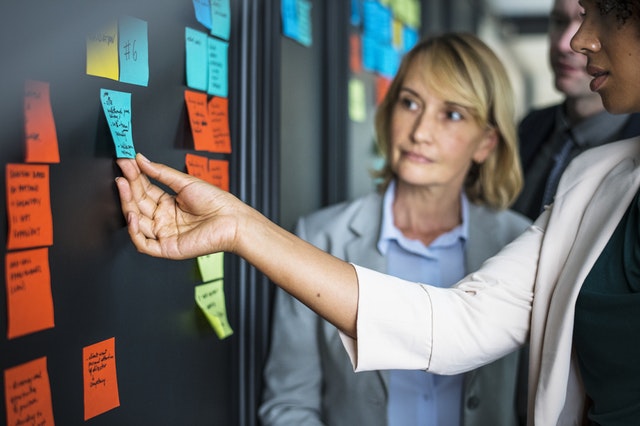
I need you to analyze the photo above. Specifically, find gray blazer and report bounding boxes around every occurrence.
[259,192,531,426]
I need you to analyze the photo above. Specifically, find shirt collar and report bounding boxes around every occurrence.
[556,103,631,148]
[377,180,469,255]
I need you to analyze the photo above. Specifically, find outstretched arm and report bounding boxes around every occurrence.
[115,154,359,337]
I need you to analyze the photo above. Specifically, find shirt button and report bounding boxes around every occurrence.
[467,396,480,410]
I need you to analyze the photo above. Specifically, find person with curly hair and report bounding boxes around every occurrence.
[513,0,640,221]
[114,1,640,423]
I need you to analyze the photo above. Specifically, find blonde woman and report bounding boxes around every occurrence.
[259,33,529,426]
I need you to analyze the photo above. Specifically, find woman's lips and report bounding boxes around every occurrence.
[587,65,609,92]
[403,151,430,163]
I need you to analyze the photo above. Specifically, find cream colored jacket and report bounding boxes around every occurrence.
[341,137,640,425]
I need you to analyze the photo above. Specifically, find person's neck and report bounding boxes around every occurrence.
[392,183,461,246]
[564,94,606,125]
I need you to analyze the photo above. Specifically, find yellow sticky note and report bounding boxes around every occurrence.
[87,21,119,80]
[392,19,403,49]
[195,281,233,339]
[349,78,366,123]
[197,252,224,282]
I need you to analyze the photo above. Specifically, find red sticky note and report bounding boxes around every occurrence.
[185,153,210,182]
[24,80,60,164]
[83,337,120,420]
[6,164,53,250]
[208,159,229,192]
[350,34,363,74]
[184,89,214,151]
[5,248,55,339]
[208,96,231,153]
[4,357,55,426]
[376,76,392,105]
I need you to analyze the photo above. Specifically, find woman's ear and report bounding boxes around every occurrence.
[473,128,498,164]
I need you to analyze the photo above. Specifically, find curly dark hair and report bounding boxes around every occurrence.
[596,0,638,24]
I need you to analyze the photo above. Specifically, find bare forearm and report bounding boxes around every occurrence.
[235,207,359,338]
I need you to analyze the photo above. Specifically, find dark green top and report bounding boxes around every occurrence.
[574,190,640,425]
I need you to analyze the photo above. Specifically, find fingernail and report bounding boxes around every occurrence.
[137,153,150,163]
[127,212,134,224]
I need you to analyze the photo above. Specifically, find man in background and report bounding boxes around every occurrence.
[513,0,640,220]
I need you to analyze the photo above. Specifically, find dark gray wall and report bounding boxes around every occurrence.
[0,0,277,424]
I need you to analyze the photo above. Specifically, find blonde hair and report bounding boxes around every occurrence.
[373,32,522,210]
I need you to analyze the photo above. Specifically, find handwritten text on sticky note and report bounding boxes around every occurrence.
[6,164,53,250]
[195,281,233,339]
[100,89,135,158]
[24,80,60,164]
[83,337,120,420]
[5,248,55,339]
[4,357,55,426]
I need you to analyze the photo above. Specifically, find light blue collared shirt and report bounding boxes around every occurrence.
[378,181,468,426]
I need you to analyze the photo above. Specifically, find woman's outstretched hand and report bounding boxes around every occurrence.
[115,153,241,259]
[115,153,359,337]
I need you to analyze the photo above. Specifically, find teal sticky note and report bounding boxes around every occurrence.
[210,0,231,41]
[192,0,212,29]
[295,0,312,47]
[100,89,135,158]
[118,16,149,86]
[207,37,228,97]
[282,0,313,47]
[185,27,209,91]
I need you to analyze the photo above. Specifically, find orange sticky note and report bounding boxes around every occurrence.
[5,248,55,339]
[208,159,229,192]
[4,357,55,426]
[6,164,53,250]
[24,80,60,164]
[83,337,120,420]
[376,76,392,105]
[185,153,210,182]
[184,90,214,151]
[350,34,363,74]
[208,96,231,153]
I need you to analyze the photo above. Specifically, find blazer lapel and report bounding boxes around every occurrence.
[344,194,386,272]
[535,153,640,421]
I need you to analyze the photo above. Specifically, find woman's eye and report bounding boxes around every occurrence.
[399,97,419,111]
[446,110,463,121]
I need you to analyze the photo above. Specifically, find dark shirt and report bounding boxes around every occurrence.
[573,190,640,425]
[514,106,630,220]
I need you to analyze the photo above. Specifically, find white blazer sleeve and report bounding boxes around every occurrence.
[340,224,542,375]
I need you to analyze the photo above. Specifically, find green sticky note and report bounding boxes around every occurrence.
[349,78,366,123]
[197,253,224,282]
[195,281,233,339]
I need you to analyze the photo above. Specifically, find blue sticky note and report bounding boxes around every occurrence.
[362,35,379,73]
[100,89,135,158]
[193,0,212,29]
[380,45,400,79]
[295,0,312,47]
[281,0,312,47]
[351,0,362,26]
[186,27,209,91]
[207,37,228,97]
[118,16,149,86]
[363,0,391,44]
[281,0,298,40]
[403,27,419,53]
[210,0,231,41]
